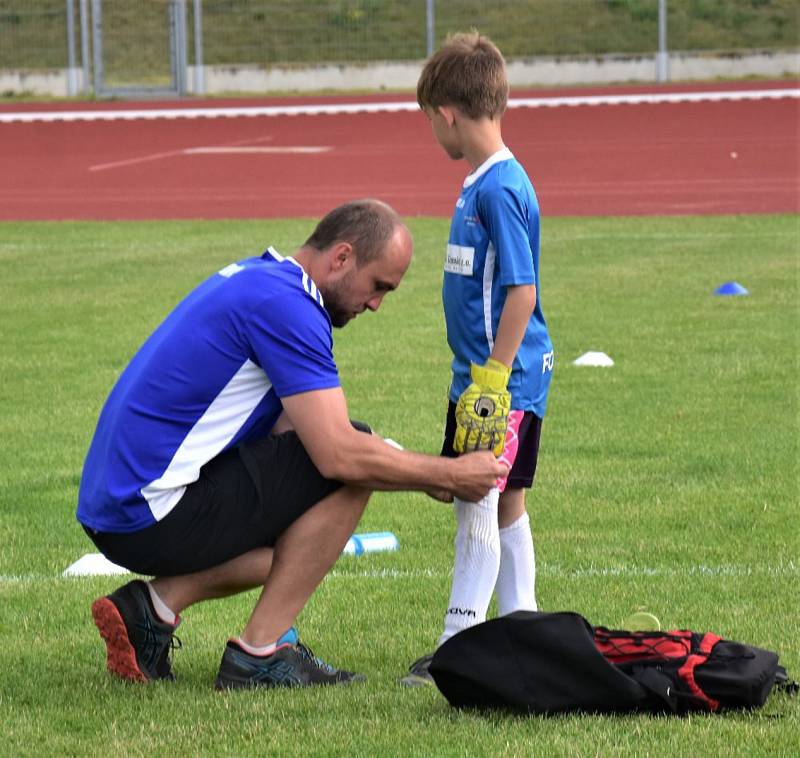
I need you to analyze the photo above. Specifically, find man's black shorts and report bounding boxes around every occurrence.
[84,426,368,577]
[441,401,543,490]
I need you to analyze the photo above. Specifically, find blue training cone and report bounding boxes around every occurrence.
[714,281,749,296]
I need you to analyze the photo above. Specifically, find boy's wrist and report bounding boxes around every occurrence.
[470,359,511,392]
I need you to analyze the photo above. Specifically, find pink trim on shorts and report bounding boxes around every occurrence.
[496,410,524,493]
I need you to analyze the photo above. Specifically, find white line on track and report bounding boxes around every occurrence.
[89,149,186,172]
[89,144,331,171]
[1,87,797,124]
[184,145,331,154]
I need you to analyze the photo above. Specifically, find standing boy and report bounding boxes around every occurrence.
[402,33,554,685]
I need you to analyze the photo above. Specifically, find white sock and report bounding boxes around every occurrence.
[145,581,177,625]
[496,512,537,616]
[236,637,277,657]
[438,488,501,647]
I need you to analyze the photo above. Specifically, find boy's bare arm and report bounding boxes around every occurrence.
[490,284,537,368]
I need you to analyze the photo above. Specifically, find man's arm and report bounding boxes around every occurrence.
[281,387,507,503]
[490,284,537,368]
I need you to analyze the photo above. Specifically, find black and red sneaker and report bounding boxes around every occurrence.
[91,580,181,682]
[215,628,365,690]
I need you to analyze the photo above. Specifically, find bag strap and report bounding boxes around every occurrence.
[775,665,800,695]
[677,632,722,711]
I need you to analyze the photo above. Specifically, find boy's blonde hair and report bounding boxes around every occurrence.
[416,32,508,119]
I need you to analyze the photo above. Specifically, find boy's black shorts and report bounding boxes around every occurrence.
[441,401,543,490]
[84,424,369,577]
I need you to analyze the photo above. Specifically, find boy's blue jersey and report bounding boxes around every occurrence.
[77,248,339,534]
[443,148,554,416]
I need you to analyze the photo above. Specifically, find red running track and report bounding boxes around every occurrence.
[0,82,797,221]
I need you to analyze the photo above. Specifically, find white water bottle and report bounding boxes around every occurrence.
[342,531,400,556]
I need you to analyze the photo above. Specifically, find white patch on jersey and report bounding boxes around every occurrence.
[141,359,272,521]
[218,262,245,278]
[482,242,497,351]
[445,244,475,276]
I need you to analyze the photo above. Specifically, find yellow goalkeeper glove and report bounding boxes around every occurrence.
[454,358,512,457]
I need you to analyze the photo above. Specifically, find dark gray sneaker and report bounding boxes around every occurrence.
[91,579,181,682]
[399,652,435,687]
[215,628,365,690]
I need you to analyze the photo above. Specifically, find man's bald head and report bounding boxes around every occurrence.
[304,199,408,267]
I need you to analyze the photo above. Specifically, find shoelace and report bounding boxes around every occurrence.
[158,632,183,671]
[296,641,336,674]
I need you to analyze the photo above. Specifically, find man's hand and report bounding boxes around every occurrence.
[450,451,509,502]
[454,359,511,457]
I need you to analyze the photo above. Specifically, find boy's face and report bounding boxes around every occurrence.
[424,106,463,160]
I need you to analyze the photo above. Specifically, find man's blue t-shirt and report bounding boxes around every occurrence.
[443,148,554,416]
[77,248,339,533]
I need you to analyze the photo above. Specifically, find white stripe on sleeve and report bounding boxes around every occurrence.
[482,242,497,352]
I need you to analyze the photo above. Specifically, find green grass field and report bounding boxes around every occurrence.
[0,214,798,755]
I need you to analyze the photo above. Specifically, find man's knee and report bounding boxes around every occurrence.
[337,484,372,514]
[271,416,371,437]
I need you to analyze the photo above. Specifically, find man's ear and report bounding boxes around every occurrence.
[329,241,354,272]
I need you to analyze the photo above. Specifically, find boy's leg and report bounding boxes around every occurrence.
[495,411,543,615]
[498,485,526,527]
[437,487,501,647]
[400,487,501,687]
[400,405,513,686]
[436,403,527,646]
[496,487,537,615]
[435,410,540,639]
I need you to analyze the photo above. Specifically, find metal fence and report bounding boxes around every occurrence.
[0,0,797,96]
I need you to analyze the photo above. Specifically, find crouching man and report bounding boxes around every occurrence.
[77,199,506,690]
